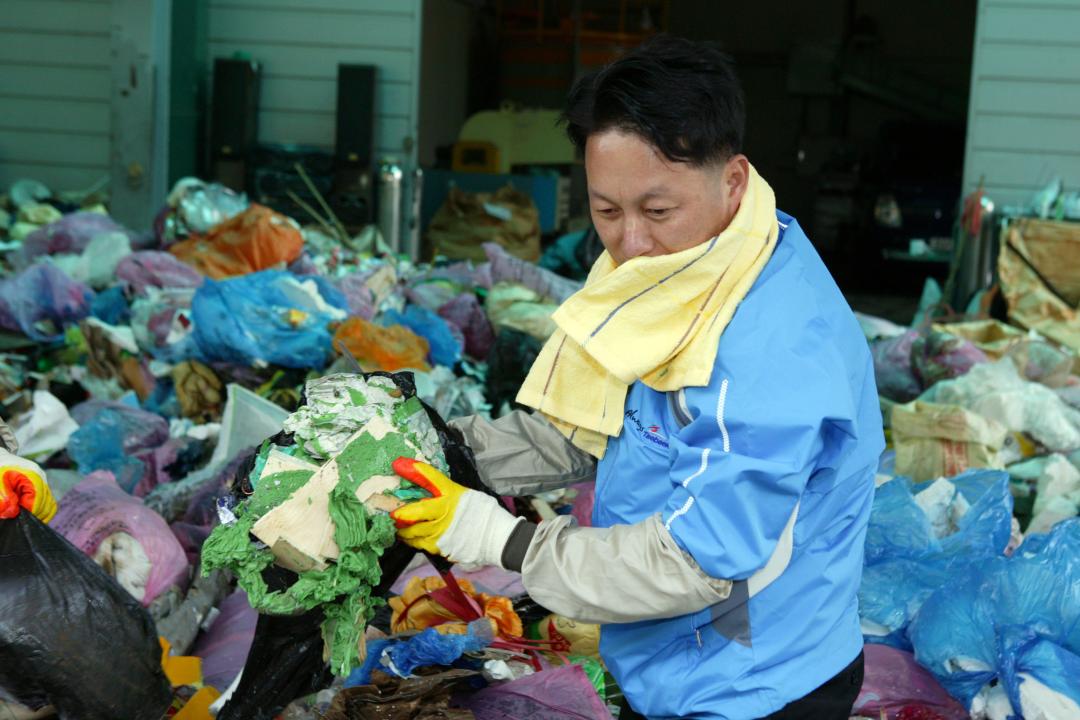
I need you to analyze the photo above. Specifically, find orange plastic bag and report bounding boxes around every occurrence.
[333,316,430,371]
[170,204,304,279]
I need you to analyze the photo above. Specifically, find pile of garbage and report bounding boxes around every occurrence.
[855,218,1080,720]
[0,178,606,720]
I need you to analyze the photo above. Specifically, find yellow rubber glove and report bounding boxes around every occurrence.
[391,457,523,567]
[0,449,57,523]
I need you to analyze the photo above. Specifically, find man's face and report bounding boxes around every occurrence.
[585,129,748,265]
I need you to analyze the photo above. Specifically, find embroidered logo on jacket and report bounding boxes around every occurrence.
[625,409,669,449]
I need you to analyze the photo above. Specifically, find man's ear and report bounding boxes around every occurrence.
[725,154,750,205]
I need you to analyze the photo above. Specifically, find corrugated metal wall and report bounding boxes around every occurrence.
[0,0,112,192]
[963,0,1080,206]
[0,0,422,194]
[207,0,421,164]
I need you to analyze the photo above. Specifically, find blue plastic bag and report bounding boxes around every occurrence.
[190,270,348,369]
[344,619,492,686]
[909,520,1080,714]
[859,471,1013,646]
[67,406,169,493]
[91,285,131,326]
[381,305,463,368]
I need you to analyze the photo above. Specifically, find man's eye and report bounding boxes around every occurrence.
[646,208,672,218]
[595,208,617,217]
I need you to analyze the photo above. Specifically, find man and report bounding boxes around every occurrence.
[392,35,883,720]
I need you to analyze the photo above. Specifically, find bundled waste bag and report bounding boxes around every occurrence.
[171,204,304,279]
[859,471,1013,644]
[51,471,190,605]
[191,270,348,369]
[890,401,1007,482]
[0,510,172,720]
[909,520,1080,718]
[438,292,495,360]
[428,185,541,262]
[0,263,94,341]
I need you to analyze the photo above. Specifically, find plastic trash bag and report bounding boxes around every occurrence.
[909,520,1080,717]
[911,329,988,389]
[171,204,304,279]
[67,405,170,494]
[10,390,79,460]
[407,277,466,312]
[0,263,94,341]
[335,272,378,320]
[51,471,189,605]
[15,210,137,270]
[439,292,496,360]
[191,270,348,369]
[334,316,430,371]
[382,305,463,368]
[485,329,544,411]
[166,178,250,236]
[859,471,1013,644]
[921,358,1080,452]
[852,644,968,720]
[483,242,582,303]
[91,285,131,326]
[459,663,611,720]
[50,231,132,290]
[412,365,491,420]
[191,591,259,692]
[485,282,559,341]
[1004,339,1074,389]
[872,330,922,402]
[117,250,205,295]
[0,511,172,720]
[345,619,493,687]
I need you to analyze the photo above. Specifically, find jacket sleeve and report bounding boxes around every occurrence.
[450,410,596,496]
[516,514,733,624]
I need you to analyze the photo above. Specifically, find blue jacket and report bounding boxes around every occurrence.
[593,211,884,719]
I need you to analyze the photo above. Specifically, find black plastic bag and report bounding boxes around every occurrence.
[484,330,543,411]
[0,511,172,720]
[219,370,491,719]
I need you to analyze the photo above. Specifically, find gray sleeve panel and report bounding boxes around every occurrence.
[0,419,18,453]
[450,411,597,496]
[520,514,733,625]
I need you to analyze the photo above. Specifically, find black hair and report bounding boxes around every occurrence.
[560,34,745,167]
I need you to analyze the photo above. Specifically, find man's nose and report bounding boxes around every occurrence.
[620,216,652,259]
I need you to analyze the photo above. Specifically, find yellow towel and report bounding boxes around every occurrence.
[516,164,779,457]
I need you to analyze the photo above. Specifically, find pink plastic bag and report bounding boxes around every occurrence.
[192,591,258,692]
[570,482,595,528]
[439,293,496,360]
[116,251,204,295]
[390,557,525,598]
[17,211,138,269]
[460,664,610,720]
[853,644,968,720]
[50,471,190,606]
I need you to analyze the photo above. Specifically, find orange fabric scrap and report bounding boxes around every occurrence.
[388,576,523,638]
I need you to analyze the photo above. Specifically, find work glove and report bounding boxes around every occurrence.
[391,457,523,568]
[0,449,57,523]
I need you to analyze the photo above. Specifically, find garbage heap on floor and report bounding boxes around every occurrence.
[854,216,1080,720]
[0,177,609,720]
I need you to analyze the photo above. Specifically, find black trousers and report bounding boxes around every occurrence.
[618,651,864,720]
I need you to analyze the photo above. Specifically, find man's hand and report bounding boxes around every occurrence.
[0,451,57,523]
[391,457,523,568]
